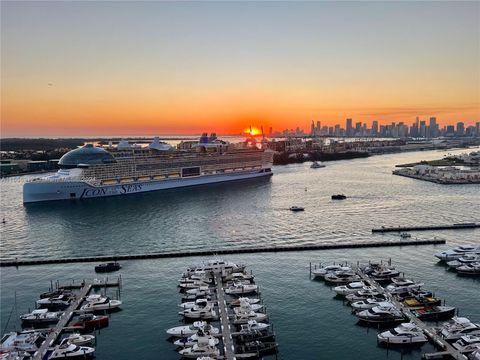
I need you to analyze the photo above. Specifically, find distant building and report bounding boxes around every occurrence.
[346,118,353,136]
[456,122,465,136]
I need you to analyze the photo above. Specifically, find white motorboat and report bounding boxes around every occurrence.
[0,331,46,353]
[224,283,258,295]
[179,280,211,290]
[180,303,217,320]
[179,299,216,310]
[435,245,480,262]
[386,279,423,294]
[20,309,63,325]
[324,270,360,285]
[333,282,372,296]
[446,255,480,269]
[166,321,219,338]
[62,333,95,346]
[452,335,480,353]
[229,297,261,306]
[233,301,263,314]
[224,272,254,281]
[179,270,213,283]
[310,161,325,169]
[345,289,383,303]
[356,302,404,324]
[36,294,71,309]
[0,350,32,359]
[236,320,270,334]
[186,287,211,295]
[440,317,480,341]
[377,322,428,345]
[371,268,400,282]
[173,329,220,347]
[186,259,245,275]
[311,265,349,279]
[177,337,220,358]
[351,297,387,311]
[80,295,122,312]
[457,263,480,275]
[233,311,268,325]
[48,343,95,359]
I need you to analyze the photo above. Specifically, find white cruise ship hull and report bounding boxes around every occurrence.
[23,169,272,203]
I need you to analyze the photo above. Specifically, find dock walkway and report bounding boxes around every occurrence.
[213,272,235,360]
[33,284,92,360]
[354,267,467,360]
[372,222,479,233]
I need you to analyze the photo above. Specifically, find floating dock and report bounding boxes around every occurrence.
[1,238,446,267]
[213,272,235,360]
[372,222,479,233]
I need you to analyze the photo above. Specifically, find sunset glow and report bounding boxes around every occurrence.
[1,1,479,137]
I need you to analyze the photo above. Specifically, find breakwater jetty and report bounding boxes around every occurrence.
[372,223,480,233]
[1,238,446,267]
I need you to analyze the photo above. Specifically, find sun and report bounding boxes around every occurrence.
[243,126,262,136]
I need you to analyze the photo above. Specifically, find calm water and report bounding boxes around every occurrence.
[1,148,479,359]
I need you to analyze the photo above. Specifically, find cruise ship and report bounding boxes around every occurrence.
[23,134,273,203]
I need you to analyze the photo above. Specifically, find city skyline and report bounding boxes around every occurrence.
[1,1,479,137]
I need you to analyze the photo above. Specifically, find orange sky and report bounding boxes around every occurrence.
[1,1,479,137]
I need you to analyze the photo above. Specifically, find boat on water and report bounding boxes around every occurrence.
[289,206,305,212]
[333,282,372,296]
[355,302,405,325]
[62,333,95,346]
[0,331,46,353]
[20,309,63,326]
[233,320,270,335]
[236,340,278,356]
[331,194,347,200]
[186,259,246,275]
[179,280,211,290]
[177,337,220,358]
[350,297,388,311]
[225,283,258,295]
[79,295,122,312]
[377,322,428,346]
[452,335,480,353]
[435,245,480,262]
[23,135,273,203]
[440,317,480,341]
[371,268,400,282]
[403,295,442,309]
[48,342,95,360]
[179,299,216,310]
[411,306,456,321]
[94,262,121,273]
[229,297,261,306]
[233,311,268,325]
[447,255,480,269]
[233,301,264,314]
[385,279,424,294]
[457,263,480,276]
[36,294,72,310]
[311,265,350,279]
[399,232,411,239]
[310,161,325,169]
[173,330,220,347]
[179,302,217,320]
[324,270,360,285]
[72,314,109,330]
[166,321,219,338]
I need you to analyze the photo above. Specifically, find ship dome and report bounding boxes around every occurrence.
[149,137,172,151]
[58,144,116,169]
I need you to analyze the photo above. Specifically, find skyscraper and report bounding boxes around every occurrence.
[346,118,353,136]
[372,121,378,135]
[429,117,437,138]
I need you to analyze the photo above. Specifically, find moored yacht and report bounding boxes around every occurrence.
[452,335,480,353]
[166,321,219,338]
[80,295,122,312]
[0,331,46,353]
[177,337,220,358]
[377,322,428,345]
[356,302,405,324]
[173,329,220,347]
[179,302,217,320]
[233,310,268,325]
[333,282,373,296]
[48,343,95,359]
[229,297,261,306]
[350,297,387,311]
[457,263,480,276]
[446,255,480,269]
[411,306,456,321]
[386,279,423,294]
[225,283,258,295]
[20,309,63,326]
[435,245,480,262]
[36,294,72,310]
[179,299,215,310]
[440,317,480,341]
[311,265,349,279]
[62,333,95,346]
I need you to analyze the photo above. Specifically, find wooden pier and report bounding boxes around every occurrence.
[372,222,479,233]
[33,284,92,360]
[213,272,235,360]
[353,266,467,360]
[1,238,446,267]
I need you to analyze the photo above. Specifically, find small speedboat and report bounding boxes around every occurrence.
[48,342,95,359]
[72,314,109,330]
[331,194,347,200]
[452,335,480,353]
[20,309,63,326]
[356,302,404,325]
[377,322,428,346]
[80,295,122,312]
[333,282,372,296]
[289,206,305,212]
[411,306,456,321]
[94,262,121,273]
[310,161,325,169]
[166,321,219,338]
[440,317,480,341]
[224,283,258,295]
